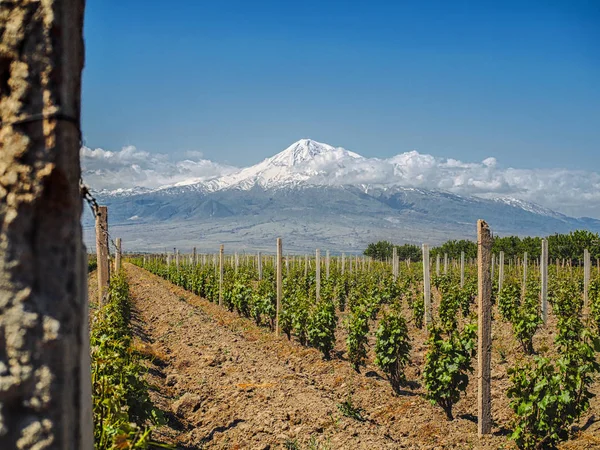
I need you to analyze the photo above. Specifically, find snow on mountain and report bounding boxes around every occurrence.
[488,197,566,219]
[211,138,364,190]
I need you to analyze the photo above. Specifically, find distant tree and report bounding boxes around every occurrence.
[396,244,422,262]
[364,242,422,262]
[431,240,477,260]
[364,241,394,261]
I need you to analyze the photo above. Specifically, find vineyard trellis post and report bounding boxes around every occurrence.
[392,246,398,280]
[422,244,432,326]
[522,251,528,299]
[258,251,263,280]
[115,237,122,272]
[342,252,345,274]
[444,253,448,275]
[436,254,440,276]
[326,250,330,279]
[219,244,224,306]
[498,251,504,293]
[96,206,110,304]
[276,238,282,336]
[584,249,590,310]
[0,0,92,446]
[192,247,197,266]
[541,239,548,323]
[477,219,493,436]
[460,251,465,288]
[316,249,321,301]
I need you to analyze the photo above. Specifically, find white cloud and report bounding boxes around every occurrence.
[81,145,237,191]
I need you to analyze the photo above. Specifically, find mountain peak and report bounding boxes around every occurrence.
[270,139,339,167]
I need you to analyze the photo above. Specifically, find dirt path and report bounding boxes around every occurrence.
[123,263,599,450]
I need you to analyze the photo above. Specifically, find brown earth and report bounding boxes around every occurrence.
[117,263,600,450]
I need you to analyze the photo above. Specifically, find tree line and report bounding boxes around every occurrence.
[363,230,600,264]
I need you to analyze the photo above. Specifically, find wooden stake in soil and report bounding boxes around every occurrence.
[541,239,548,323]
[522,252,528,299]
[444,253,448,275]
[392,246,398,280]
[584,249,590,309]
[326,250,330,279]
[96,206,109,304]
[460,251,465,288]
[436,254,440,277]
[477,220,493,437]
[219,245,224,307]
[276,239,283,336]
[498,251,504,293]
[115,238,122,272]
[422,244,432,326]
[258,251,263,280]
[342,252,345,275]
[192,247,197,266]
[316,249,321,301]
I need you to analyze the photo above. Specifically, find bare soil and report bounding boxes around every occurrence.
[117,263,600,450]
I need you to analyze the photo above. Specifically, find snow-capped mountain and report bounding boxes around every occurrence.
[84,139,600,252]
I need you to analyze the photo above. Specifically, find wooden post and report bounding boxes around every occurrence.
[460,251,465,288]
[235,252,239,273]
[115,238,122,272]
[584,249,590,309]
[304,254,309,277]
[491,254,495,283]
[422,244,432,326]
[315,249,321,301]
[522,252,528,299]
[541,239,548,323]
[326,250,330,279]
[258,251,263,280]
[176,249,180,270]
[0,0,92,446]
[276,239,282,335]
[341,252,345,275]
[444,253,448,275]
[219,245,224,307]
[436,254,440,277]
[392,247,398,280]
[498,251,505,293]
[96,206,109,304]
[477,220,493,436]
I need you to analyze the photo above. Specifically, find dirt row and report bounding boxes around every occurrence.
[117,263,599,449]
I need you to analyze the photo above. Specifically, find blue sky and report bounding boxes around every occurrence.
[82,0,599,170]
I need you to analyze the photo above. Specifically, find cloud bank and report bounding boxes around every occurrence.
[81,144,600,219]
[81,145,237,191]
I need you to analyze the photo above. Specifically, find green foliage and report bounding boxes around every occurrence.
[590,279,600,333]
[408,287,424,329]
[374,311,411,393]
[423,322,477,420]
[513,281,542,354]
[251,278,276,329]
[498,280,520,322]
[508,317,600,449]
[91,272,164,450]
[345,306,370,372]
[231,274,254,317]
[498,279,542,354]
[307,299,337,359]
[88,255,98,273]
[337,393,366,422]
[431,239,477,261]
